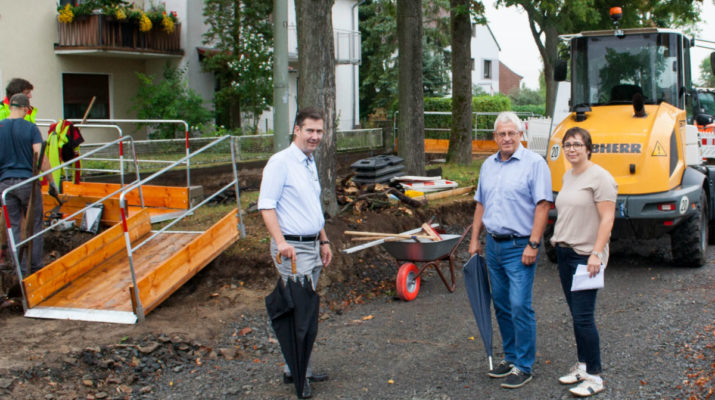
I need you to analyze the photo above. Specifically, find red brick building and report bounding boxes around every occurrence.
[499,62,523,95]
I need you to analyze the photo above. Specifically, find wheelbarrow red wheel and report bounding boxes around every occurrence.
[396,263,420,301]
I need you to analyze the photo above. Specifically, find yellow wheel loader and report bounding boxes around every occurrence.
[543,11,715,268]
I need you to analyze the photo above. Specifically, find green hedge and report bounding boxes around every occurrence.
[512,104,545,116]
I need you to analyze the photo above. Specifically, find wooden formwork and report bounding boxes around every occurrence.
[423,139,528,154]
[22,208,239,324]
[50,181,202,225]
[62,181,192,209]
[42,194,185,226]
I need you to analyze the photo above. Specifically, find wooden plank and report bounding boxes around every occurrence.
[40,232,195,311]
[62,182,190,209]
[422,186,475,201]
[42,194,122,226]
[127,205,185,222]
[23,209,151,308]
[344,231,432,240]
[135,210,239,314]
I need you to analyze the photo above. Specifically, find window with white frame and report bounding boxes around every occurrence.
[483,59,492,79]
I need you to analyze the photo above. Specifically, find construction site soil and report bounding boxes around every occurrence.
[0,160,712,399]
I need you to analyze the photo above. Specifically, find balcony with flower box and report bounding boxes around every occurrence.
[55,14,183,58]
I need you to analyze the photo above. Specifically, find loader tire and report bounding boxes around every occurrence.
[670,191,708,268]
[542,225,557,263]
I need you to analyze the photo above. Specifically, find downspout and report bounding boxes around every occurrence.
[352,0,366,128]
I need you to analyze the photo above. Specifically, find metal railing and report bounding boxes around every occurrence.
[287,25,361,64]
[117,135,244,322]
[77,128,385,174]
[69,119,192,187]
[55,14,183,55]
[392,111,537,150]
[334,29,362,64]
[1,136,141,310]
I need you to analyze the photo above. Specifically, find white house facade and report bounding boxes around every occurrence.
[0,0,360,143]
[258,0,360,132]
[471,23,501,95]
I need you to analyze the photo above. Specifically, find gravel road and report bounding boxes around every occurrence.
[147,237,714,400]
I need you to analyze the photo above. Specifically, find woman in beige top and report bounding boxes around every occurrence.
[550,127,617,397]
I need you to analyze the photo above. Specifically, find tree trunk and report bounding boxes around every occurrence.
[229,99,242,130]
[542,24,559,117]
[397,0,425,175]
[528,14,559,118]
[295,0,339,216]
[447,0,472,165]
[230,0,242,130]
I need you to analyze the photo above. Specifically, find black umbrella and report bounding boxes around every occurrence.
[463,253,493,370]
[265,257,320,399]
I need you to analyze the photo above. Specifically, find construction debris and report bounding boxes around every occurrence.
[338,174,474,215]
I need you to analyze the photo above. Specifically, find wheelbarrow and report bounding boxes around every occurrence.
[381,226,471,301]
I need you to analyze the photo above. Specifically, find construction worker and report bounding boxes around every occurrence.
[46,120,84,187]
[0,79,36,269]
[0,78,37,123]
[0,94,57,278]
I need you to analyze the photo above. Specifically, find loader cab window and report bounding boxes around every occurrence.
[698,92,715,116]
[571,32,682,109]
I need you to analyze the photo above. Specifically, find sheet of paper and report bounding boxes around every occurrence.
[571,264,605,291]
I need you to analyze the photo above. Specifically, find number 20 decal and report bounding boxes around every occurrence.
[549,144,561,161]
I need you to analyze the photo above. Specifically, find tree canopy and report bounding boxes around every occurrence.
[132,64,213,139]
[359,0,453,120]
[202,0,273,132]
[496,0,703,116]
[700,57,715,87]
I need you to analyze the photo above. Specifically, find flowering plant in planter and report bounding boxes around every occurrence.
[145,3,178,34]
[56,0,179,32]
[56,1,95,23]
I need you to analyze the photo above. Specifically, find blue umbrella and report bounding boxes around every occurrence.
[463,253,493,370]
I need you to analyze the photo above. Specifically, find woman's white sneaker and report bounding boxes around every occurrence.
[558,362,586,384]
[569,374,604,397]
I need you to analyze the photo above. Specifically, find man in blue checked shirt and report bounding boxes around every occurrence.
[468,111,552,390]
[258,107,332,394]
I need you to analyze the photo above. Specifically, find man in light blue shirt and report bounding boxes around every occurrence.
[258,107,332,396]
[469,111,552,389]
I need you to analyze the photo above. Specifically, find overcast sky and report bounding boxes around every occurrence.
[484,1,715,90]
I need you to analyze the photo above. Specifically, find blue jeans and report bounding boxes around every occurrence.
[485,235,537,374]
[0,178,44,276]
[555,246,602,375]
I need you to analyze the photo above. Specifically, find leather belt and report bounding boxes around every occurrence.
[283,233,320,242]
[489,233,529,242]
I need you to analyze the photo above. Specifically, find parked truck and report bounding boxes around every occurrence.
[542,8,715,267]
[695,87,715,133]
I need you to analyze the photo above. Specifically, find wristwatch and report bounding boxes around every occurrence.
[591,250,604,261]
[320,240,330,246]
[528,240,540,249]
